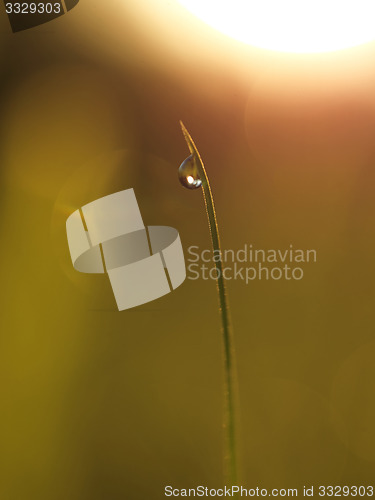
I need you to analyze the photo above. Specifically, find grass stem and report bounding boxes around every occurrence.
[180,121,238,489]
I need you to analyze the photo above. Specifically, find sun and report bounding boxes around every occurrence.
[177,0,375,53]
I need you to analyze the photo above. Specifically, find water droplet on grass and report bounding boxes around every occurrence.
[178,155,202,190]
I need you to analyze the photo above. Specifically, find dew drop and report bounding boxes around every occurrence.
[178,155,202,190]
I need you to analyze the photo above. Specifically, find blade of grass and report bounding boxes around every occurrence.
[180,121,238,489]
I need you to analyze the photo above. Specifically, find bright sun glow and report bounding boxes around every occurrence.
[177,0,375,53]
[187,175,194,184]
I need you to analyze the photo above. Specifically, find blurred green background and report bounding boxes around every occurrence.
[1,1,375,498]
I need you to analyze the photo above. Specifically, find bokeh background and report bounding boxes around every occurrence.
[1,0,375,498]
